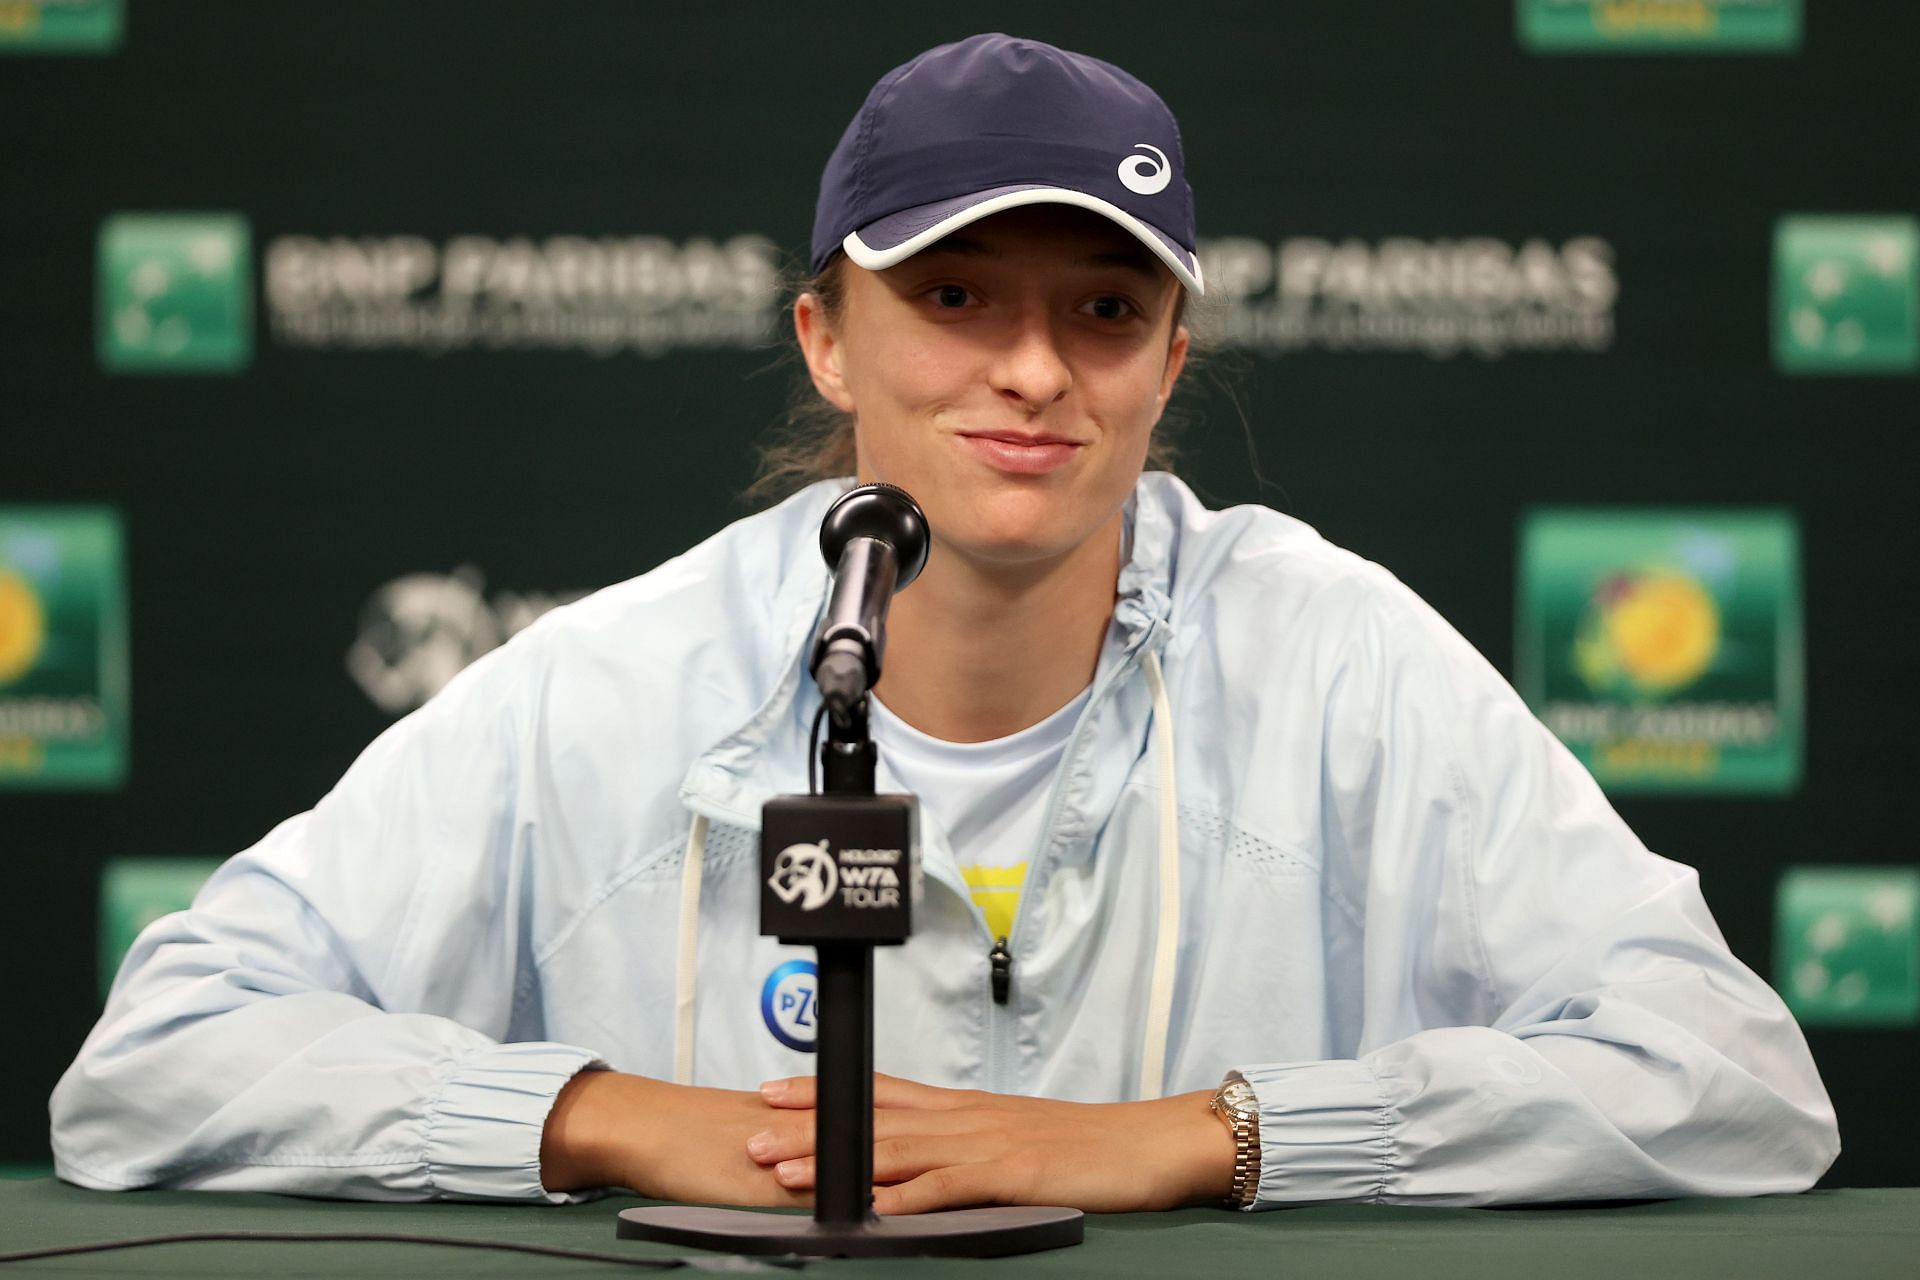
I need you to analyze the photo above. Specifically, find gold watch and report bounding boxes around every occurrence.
[1209,1074,1261,1209]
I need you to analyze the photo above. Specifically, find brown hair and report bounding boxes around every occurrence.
[746,254,1194,505]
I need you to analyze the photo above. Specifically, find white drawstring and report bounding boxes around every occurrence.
[1138,648,1181,1101]
[672,813,708,1086]
[668,651,1181,1097]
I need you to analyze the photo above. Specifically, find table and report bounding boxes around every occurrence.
[0,1179,1912,1278]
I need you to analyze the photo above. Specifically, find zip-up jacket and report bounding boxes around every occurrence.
[50,474,1840,1205]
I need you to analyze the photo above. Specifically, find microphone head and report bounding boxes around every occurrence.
[819,482,930,588]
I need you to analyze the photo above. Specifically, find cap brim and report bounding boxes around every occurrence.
[843,184,1204,295]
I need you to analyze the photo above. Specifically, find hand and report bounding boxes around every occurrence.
[540,1070,809,1208]
[745,1073,1234,1214]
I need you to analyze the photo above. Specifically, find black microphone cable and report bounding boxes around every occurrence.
[0,1229,807,1270]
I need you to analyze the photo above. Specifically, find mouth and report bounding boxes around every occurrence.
[953,429,1087,476]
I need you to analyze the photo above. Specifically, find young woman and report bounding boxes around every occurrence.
[53,34,1836,1213]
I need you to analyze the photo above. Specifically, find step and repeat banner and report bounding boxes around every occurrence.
[2,1,1915,1183]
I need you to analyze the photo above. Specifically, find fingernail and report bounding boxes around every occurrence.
[760,1079,787,1099]
[746,1131,774,1158]
[776,1160,802,1180]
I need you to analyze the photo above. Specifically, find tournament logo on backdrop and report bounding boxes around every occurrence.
[0,0,122,53]
[97,857,223,999]
[1194,235,1616,359]
[1517,0,1802,52]
[761,958,820,1052]
[1517,509,1801,793]
[265,233,782,357]
[96,213,252,373]
[345,566,586,714]
[1776,867,1919,1027]
[1773,216,1919,375]
[0,507,127,789]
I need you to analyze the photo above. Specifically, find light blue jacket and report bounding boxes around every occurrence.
[51,474,1839,1206]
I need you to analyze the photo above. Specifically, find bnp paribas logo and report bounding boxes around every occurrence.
[1517,509,1800,794]
[1773,216,1919,375]
[0,0,123,54]
[0,507,128,789]
[97,213,252,373]
[1777,867,1919,1027]
[1517,1,1801,52]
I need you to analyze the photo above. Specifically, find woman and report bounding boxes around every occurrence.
[52,34,1837,1213]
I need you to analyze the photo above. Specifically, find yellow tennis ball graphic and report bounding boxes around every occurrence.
[1603,569,1719,693]
[0,567,48,686]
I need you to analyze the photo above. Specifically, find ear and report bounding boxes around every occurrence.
[795,293,856,414]
[1157,323,1191,408]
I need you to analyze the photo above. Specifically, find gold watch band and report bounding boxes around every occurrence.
[1210,1077,1261,1209]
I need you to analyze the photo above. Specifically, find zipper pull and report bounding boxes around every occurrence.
[989,936,1013,1005]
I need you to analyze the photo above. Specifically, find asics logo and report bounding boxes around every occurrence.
[1117,144,1172,196]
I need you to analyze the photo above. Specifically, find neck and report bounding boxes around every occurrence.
[873,514,1122,743]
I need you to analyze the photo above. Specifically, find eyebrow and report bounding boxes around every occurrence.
[918,235,1162,280]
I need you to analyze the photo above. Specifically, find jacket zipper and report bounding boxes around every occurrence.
[985,646,1144,1087]
[989,936,1012,1004]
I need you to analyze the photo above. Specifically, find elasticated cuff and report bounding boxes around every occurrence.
[1233,1059,1397,1207]
[423,1041,608,1203]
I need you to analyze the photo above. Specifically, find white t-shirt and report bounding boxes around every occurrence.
[869,685,1090,942]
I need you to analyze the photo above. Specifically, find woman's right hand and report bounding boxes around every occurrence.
[540,1069,810,1207]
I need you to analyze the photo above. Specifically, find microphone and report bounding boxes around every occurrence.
[810,483,930,725]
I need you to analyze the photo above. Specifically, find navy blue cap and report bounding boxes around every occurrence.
[811,34,1203,294]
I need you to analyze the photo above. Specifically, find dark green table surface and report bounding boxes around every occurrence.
[0,1180,1914,1279]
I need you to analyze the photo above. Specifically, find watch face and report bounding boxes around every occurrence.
[1218,1080,1258,1122]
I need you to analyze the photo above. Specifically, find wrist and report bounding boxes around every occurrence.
[1147,1089,1237,1207]
[541,1069,666,1193]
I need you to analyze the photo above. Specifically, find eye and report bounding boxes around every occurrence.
[1080,294,1137,322]
[926,284,974,309]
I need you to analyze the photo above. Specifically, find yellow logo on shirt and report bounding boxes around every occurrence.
[962,863,1027,942]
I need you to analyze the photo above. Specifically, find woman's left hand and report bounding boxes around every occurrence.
[744,1072,1235,1214]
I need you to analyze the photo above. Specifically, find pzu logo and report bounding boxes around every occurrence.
[761,959,819,1052]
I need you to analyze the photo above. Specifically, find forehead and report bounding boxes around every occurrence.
[902,205,1166,280]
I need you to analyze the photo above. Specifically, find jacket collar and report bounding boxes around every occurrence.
[679,474,1182,830]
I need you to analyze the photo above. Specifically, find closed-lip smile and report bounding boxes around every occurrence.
[954,428,1087,475]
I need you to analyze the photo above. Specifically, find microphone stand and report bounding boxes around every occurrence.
[616,698,1084,1258]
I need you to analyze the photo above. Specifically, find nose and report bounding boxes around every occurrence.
[991,308,1072,413]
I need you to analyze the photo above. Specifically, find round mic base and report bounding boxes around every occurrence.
[616,1204,1084,1258]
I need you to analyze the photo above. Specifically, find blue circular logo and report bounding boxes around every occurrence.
[760,959,819,1053]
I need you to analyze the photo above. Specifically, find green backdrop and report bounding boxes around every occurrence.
[2,0,1915,1187]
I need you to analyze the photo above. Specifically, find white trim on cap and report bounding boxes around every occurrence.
[843,187,1205,295]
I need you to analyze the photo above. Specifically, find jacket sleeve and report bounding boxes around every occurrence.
[49,635,608,1202]
[1230,580,1840,1207]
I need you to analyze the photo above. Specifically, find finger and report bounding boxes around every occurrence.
[758,1077,813,1109]
[872,1164,999,1216]
[871,1132,989,1184]
[749,1107,977,1166]
[760,1072,976,1111]
[871,1073,976,1110]
[770,1156,815,1191]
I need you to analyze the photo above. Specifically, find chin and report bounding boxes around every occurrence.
[932,491,1117,570]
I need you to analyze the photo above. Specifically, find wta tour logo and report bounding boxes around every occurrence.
[96,214,252,373]
[1776,867,1919,1027]
[1517,509,1801,793]
[1518,0,1802,52]
[1773,216,1919,375]
[0,507,128,788]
